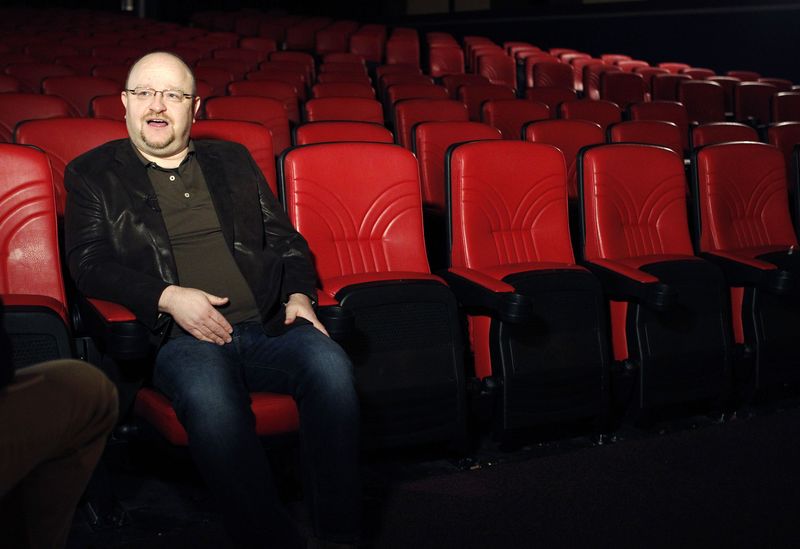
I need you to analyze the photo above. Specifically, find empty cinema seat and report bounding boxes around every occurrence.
[14,118,128,216]
[628,101,690,154]
[444,140,610,437]
[599,71,645,108]
[559,99,622,133]
[692,142,800,397]
[394,98,469,149]
[523,87,577,116]
[90,94,125,120]
[228,80,301,123]
[203,95,291,157]
[735,81,778,126]
[691,122,759,149]
[579,144,732,416]
[280,142,466,448]
[42,75,119,117]
[480,99,550,139]
[771,92,800,123]
[191,120,278,197]
[303,97,384,124]
[0,93,72,143]
[607,120,683,156]
[0,144,72,366]
[679,80,727,125]
[293,121,394,145]
[458,83,515,121]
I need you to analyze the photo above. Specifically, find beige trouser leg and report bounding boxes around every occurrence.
[0,359,118,549]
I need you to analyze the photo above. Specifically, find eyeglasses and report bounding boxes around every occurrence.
[125,87,194,103]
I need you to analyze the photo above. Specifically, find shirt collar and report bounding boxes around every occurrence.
[131,139,196,170]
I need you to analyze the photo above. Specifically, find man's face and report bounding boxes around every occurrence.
[122,54,200,160]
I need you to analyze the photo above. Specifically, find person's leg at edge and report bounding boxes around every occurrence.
[153,330,305,549]
[0,359,118,549]
[238,323,362,546]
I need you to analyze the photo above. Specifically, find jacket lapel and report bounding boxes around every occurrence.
[194,141,236,251]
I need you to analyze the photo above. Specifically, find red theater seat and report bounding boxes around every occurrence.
[280,142,466,447]
[580,144,731,414]
[303,97,384,124]
[393,98,469,149]
[293,121,394,145]
[691,122,759,149]
[628,101,690,153]
[458,83,515,121]
[228,79,300,123]
[678,80,726,124]
[771,91,800,123]
[203,95,291,157]
[559,99,622,133]
[523,87,577,116]
[692,142,800,395]
[481,98,549,139]
[600,71,645,108]
[735,81,778,126]
[0,93,72,143]
[444,140,610,436]
[42,75,119,117]
[607,120,683,156]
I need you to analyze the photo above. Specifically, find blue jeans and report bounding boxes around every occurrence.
[153,323,361,548]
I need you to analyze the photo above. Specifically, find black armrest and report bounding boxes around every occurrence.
[700,252,795,294]
[316,305,355,342]
[73,296,151,361]
[581,261,676,312]
[440,268,533,323]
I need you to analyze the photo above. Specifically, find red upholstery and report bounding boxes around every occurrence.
[212,47,263,70]
[727,70,760,82]
[524,119,604,199]
[599,71,645,107]
[602,54,632,65]
[0,74,21,93]
[0,144,68,324]
[228,80,300,123]
[583,63,620,100]
[268,51,315,82]
[480,99,549,140]
[572,58,603,92]
[412,121,502,211]
[90,94,125,120]
[283,142,430,290]
[651,73,691,101]
[440,73,490,98]
[203,95,291,156]
[628,101,689,153]
[379,73,433,96]
[385,37,420,67]
[759,78,793,92]
[239,37,279,56]
[386,84,448,107]
[695,142,796,254]
[704,77,738,112]
[559,99,621,132]
[375,64,421,80]
[91,45,143,65]
[523,87,577,116]
[42,75,119,117]
[5,62,76,92]
[15,118,128,216]
[428,45,464,78]
[312,82,376,99]
[767,122,800,184]
[678,80,726,124]
[319,62,368,75]
[135,388,299,446]
[771,92,800,123]
[735,82,778,125]
[531,62,574,90]
[682,68,716,79]
[658,62,691,74]
[303,97,383,124]
[692,122,759,148]
[193,66,236,96]
[191,120,278,196]
[0,93,72,143]
[294,121,394,145]
[633,67,669,95]
[196,58,249,81]
[582,144,694,262]
[316,72,372,85]
[477,54,516,90]
[608,121,684,156]
[393,98,469,149]
[323,52,366,65]
[449,141,574,271]
[458,83,515,121]
[617,60,650,73]
[349,32,384,64]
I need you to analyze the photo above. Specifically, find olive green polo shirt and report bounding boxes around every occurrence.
[134,141,262,334]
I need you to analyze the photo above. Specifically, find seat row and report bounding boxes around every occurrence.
[5,138,800,450]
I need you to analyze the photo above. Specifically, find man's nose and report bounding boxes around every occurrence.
[148,91,167,111]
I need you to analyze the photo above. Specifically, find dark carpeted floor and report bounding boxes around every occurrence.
[67,402,800,549]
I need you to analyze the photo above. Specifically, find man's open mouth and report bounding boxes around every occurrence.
[147,118,169,127]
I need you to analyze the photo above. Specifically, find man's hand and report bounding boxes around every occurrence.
[158,285,233,345]
[284,293,329,336]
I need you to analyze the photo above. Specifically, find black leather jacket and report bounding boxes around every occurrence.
[64,139,317,337]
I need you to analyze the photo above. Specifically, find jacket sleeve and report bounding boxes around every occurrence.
[64,163,170,330]
[250,153,319,304]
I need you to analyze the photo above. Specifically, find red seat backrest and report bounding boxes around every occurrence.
[458,83,515,121]
[90,94,125,120]
[42,75,119,117]
[771,91,800,123]
[14,118,128,216]
[735,82,778,125]
[651,73,691,101]
[428,45,465,78]
[600,71,645,107]
[294,121,394,146]
[5,62,76,92]
[581,144,693,262]
[228,79,300,123]
[523,119,605,200]
[0,93,72,143]
[0,144,68,323]
[628,100,689,152]
[766,122,800,182]
[393,98,469,149]
[523,87,577,116]
[282,142,430,284]
[412,121,502,211]
[311,82,376,99]
[694,142,796,253]
[191,120,278,196]
[386,84,448,107]
[532,62,574,90]
[559,99,622,132]
[303,97,384,124]
[440,74,490,99]
[203,95,291,156]
[480,98,550,139]
[692,122,759,148]
[448,140,574,270]
[678,80,726,124]
[477,54,516,91]
[583,64,621,100]
[608,120,683,156]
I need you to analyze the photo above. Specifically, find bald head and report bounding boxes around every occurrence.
[126,51,196,95]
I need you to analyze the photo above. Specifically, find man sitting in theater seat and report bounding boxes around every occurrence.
[64,51,362,549]
[0,299,119,549]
